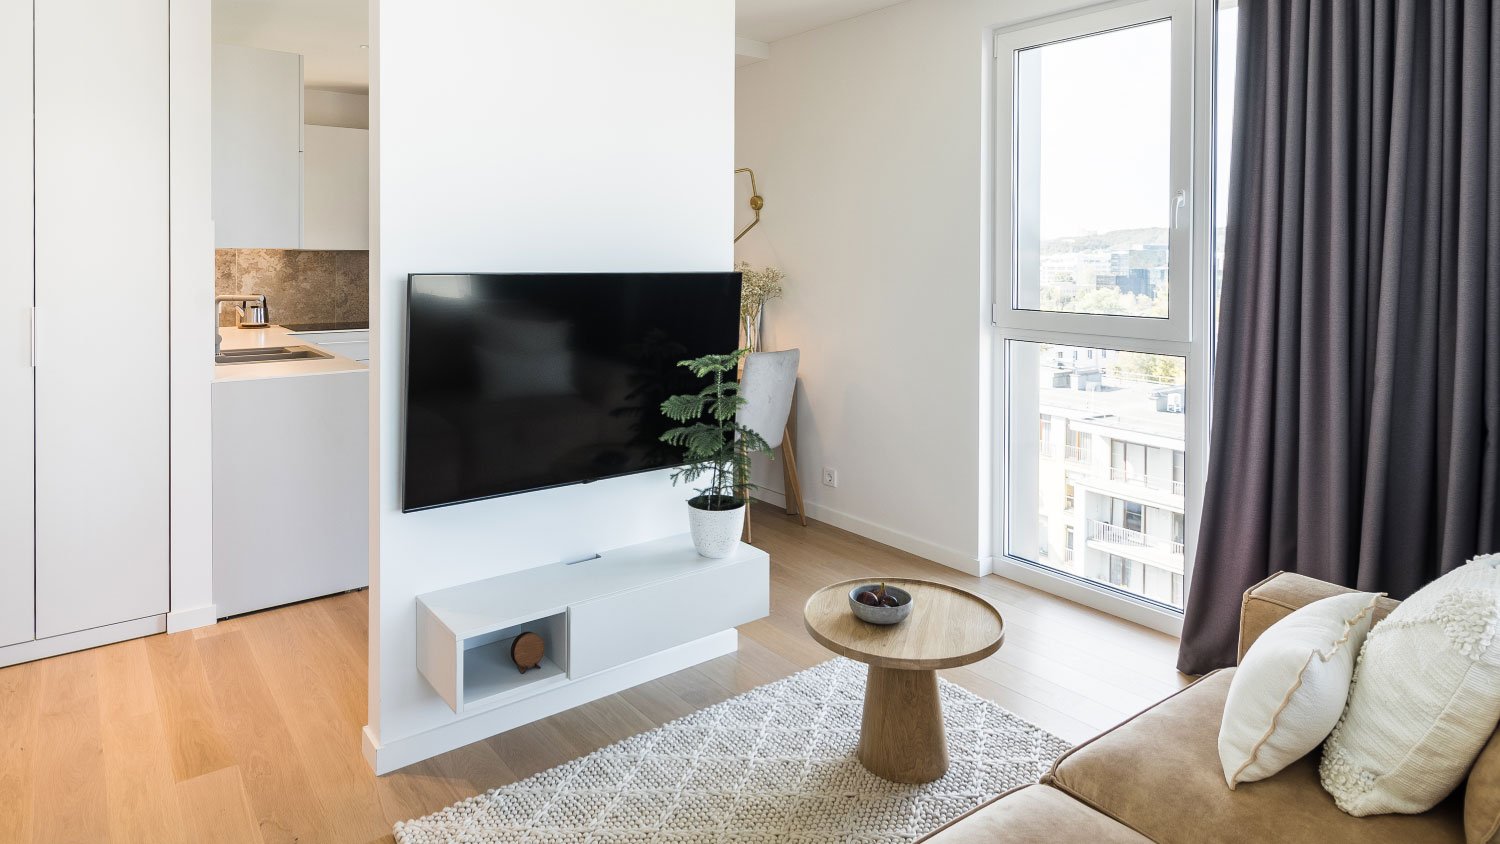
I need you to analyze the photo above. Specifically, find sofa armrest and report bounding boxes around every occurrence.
[1238,572,1400,663]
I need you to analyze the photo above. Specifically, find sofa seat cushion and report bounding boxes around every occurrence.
[921,784,1152,843]
[1045,668,1465,844]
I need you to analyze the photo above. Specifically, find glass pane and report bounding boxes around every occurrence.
[1008,342,1187,608]
[1014,21,1173,318]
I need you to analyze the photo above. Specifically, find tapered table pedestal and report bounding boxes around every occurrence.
[859,665,948,782]
[803,579,1005,784]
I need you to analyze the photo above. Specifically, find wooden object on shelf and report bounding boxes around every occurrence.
[510,631,545,673]
[803,578,1005,783]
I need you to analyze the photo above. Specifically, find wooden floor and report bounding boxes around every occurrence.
[0,504,1190,843]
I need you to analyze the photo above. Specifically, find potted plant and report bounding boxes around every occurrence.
[659,348,772,557]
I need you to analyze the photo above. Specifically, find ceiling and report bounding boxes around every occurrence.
[213,0,369,93]
[735,0,908,44]
[211,0,906,93]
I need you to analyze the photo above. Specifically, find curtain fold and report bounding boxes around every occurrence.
[1178,0,1500,675]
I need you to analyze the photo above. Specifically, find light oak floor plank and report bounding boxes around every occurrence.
[196,629,334,844]
[0,503,1190,838]
[175,766,262,844]
[30,649,109,844]
[0,658,41,844]
[97,639,187,844]
[143,627,235,783]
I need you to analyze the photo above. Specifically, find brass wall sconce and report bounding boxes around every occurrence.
[734,167,764,243]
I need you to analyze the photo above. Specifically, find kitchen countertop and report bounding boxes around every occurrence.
[279,320,370,333]
[215,325,368,382]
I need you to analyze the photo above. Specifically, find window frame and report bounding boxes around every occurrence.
[989,0,1224,636]
[992,0,1196,343]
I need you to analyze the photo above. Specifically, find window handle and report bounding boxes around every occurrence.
[1172,189,1187,229]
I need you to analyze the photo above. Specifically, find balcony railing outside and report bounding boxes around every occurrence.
[1047,445,1186,499]
[1106,466,1185,496]
[1087,519,1184,558]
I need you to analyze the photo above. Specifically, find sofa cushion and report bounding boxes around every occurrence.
[1220,591,1383,787]
[1466,726,1500,844]
[1321,555,1500,816]
[1046,668,1464,844]
[920,784,1151,844]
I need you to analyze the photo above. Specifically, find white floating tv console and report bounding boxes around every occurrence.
[416,534,769,715]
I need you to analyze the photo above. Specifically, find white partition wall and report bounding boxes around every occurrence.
[33,0,170,638]
[367,0,735,772]
[0,0,35,649]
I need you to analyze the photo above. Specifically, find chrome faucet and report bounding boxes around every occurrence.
[215,293,270,354]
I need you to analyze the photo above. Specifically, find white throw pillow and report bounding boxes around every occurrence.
[1218,590,1383,788]
[1320,555,1500,816]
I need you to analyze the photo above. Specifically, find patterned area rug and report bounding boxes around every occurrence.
[395,658,1070,843]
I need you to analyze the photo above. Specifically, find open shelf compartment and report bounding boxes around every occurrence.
[459,614,568,711]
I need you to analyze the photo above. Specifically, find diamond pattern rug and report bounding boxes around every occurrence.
[395,658,1071,843]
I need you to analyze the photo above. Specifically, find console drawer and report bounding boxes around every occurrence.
[567,553,768,678]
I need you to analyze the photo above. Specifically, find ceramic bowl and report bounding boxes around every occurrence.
[847,584,913,625]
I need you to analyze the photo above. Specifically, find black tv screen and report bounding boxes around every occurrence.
[402,272,742,512]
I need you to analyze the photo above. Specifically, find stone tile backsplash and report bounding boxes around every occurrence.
[215,249,369,327]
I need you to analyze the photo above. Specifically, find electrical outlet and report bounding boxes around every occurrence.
[822,467,838,487]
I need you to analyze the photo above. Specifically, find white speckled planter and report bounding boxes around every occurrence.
[686,498,745,558]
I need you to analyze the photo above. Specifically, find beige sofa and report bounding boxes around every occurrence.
[923,572,1496,843]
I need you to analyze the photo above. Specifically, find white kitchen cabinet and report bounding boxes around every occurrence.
[212,370,368,618]
[213,44,303,248]
[0,0,171,659]
[303,125,369,250]
[0,0,35,649]
[289,329,370,363]
[32,0,171,639]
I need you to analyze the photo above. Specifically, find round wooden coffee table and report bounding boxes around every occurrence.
[803,578,1005,783]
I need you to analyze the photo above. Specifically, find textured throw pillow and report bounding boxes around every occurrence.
[1320,554,1500,816]
[1218,590,1382,788]
[1466,729,1500,844]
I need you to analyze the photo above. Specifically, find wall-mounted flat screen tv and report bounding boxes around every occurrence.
[402,272,742,512]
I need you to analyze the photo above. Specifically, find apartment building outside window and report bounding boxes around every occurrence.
[993,0,1229,630]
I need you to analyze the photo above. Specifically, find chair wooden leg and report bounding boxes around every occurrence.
[781,439,797,515]
[782,427,808,527]
[743,496,753,542]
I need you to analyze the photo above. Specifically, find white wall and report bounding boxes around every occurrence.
[734,0,1095,575]
[305,89,369,129]
[368,0,733,765]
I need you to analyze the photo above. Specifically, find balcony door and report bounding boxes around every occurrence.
[993,0,1217,632]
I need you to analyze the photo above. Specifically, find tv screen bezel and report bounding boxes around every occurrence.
[399,270,742,513]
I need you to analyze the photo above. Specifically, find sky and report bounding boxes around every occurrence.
[1025,9,1239,240]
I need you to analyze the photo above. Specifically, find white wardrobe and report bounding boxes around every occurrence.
[0,0,171,658]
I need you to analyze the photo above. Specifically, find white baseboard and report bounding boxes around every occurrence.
[363,629,740,775]
[166,603,219,633]
[750,490,990,577]
[0,615,167,668]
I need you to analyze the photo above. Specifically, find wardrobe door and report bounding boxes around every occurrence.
[0,0,35,648]
[33,0,170,638]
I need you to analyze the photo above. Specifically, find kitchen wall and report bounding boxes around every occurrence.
[305,89,368,129]
[215,248,368,326]
[734,0,1096,575]
[368,0,733,772]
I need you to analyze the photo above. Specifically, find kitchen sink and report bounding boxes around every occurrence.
[214,345,334,365]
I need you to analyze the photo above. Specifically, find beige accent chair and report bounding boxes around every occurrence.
[923,572,1496,843]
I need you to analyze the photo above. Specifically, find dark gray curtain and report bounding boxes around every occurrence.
[1179,0,1500,675]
